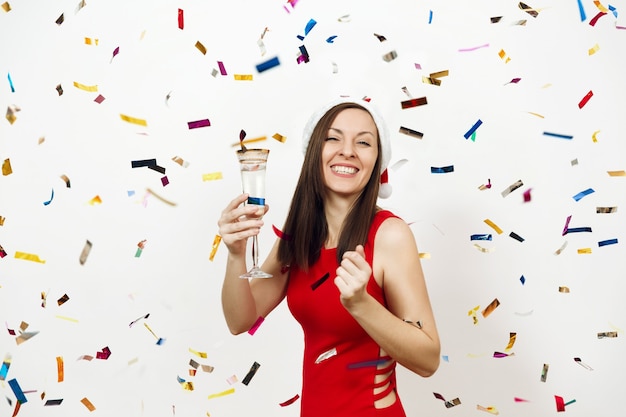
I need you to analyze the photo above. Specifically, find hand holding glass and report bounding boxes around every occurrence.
[237,148,272,279]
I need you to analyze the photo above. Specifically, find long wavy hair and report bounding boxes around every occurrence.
[277,102,382,270]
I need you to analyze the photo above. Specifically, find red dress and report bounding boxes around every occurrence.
[286,210,407,417]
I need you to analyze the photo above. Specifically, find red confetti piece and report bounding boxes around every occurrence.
[96,346,111,360]
[554,395,565,412]
[161,176,169,186]
[178,9,184,29]
[272,224,291,240]
[523,188,532,202]
[279,394,300,407]
[94,94,105,104]
[589,11,607,26]
[401,97,428,109]
[578,90,593,108]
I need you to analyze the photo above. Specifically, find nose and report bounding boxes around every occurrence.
[340,139,356,157]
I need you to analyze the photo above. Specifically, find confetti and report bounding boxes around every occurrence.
[479,178,492,190]
[96,346,111,360]
[509,231,525,242]
[598,238,618,247]
[501,179,523,197]
[146,188,176,206]
[256,56,280,72]
[311,272,330,290]
[572,188,594,201]
[6,104,20,124]
[207,388,235,400]
[543,131,573,139]
[209,234,221,261]
[84,37,99,45]
[248,316,264,335]
[279,394,300,407]
[596,206,617,213]
[401,97,427,109]
[382,50,398,62]
[44,399,63,406]
[523,188,532,202]
[7,72,15,92]
[473,243,494,253]
[55,13,64,25]
[94,94,105,103]
[81,397,96,411]
[607,170,626,176]
[559,286,570,293]
[589,11,607,26]
[458,43,489,52]
[129,313,150,327]
[484,219,503,234]
[498,49,511,63]
[202,172,223,181]
[519,2,539,17]
[464,119,483,140]
[56,356,64,382]
[297,45,310,64]
[188,119,211,129]
[2,2,11,12]
[43,188,54,206]
[433,392,461,408]
[57,294,69,306]
[241,361,260,385]
[597,331,618,338]
[577,0,587,20]
[15,251,46,263]
[471,234,492,241]
[0,354,11,380]
[399,126,424,139]
[234,74,253,81]
[588,43,600,55]
[78,240,92,265]
[172,156,190,167]
[2,158,12,175]
[178,8,184,29]
[272,132,286,142]
[574,357,594,370]
[481,298,500,318]
[195,41,207,55]
[73,81,98,92]
[88,195,102,205]
[577,248,592,254]
[8,379,27,404]
[296,18,317,40]
[120,114,147,126]
[578,90,594,108]
[431,165,454,173]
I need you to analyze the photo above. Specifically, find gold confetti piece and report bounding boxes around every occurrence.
[505,332,517,351]
[73,81,98,92]
[527,111,545,118]
[592,130,601,142]
[144,322,159,340]
[195,40,207,55]
[231,136,268,147]
[60,174,71,187]
[57,294,69,306]
[5,104,20,124]
[56,356,64,382]
[498,49,511,63]
[234,74,253,81]
[607,170,626,176]
[79,240,92,265]
[558,286,570,293]
[501,179,523,197]
[207,388,235,400]
[481,298,500,318]
[88,195,102,205]
[189,348,208,359]
[2,2,11,12]
[202,172,223,181]
[382,50,398,62]
[0,215,5,225]
[473,243,494,253]
[84,37,99,45]
[588,43,600,55]
[15,251,46,263]
[81,397,96,412]
[16,331,39,345]
[541,363,549,382]
[483,219,503,234]
[419,252,430,259]
[55,315,79,323]
[172,156,190,167]
[209,235,221,261]
[119,114,147,126]
[477,405,500,415]
[201,364,214,373]
[146,188,177,206]
[593,0,609,12]
[2,158,12,175]
[272,133,286,143]
[597,331,618,338]
[597,206,617,213]
[577,248,592,254]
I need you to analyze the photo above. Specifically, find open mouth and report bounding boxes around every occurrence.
[331,165,358,175]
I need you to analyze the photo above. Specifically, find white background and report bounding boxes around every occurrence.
[1,0,625,416]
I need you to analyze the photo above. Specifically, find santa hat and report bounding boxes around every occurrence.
[302,96,392,198]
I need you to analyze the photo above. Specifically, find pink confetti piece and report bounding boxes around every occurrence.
[458,43,489,52]
[217,61,227,75]
[94,94,105,104]
[187,119,210,129]
[96,346,111,360]
[247,316,264,335]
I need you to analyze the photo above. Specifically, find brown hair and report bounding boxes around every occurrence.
[277,102,382,270]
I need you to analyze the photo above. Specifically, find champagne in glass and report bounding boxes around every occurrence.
[237,148,272,278]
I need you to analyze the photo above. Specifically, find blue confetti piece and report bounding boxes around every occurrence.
[255,56,280,73]
[431,165,454,174]
[347,358,389,369]
[7,72,15,93]
[565,227,592,234]
[470,234,492,241]
[43,188,54,206]
[520,275,526,285]
[8,378,27,404]
[297,18,317,40]
[326,35,338,43]
[572,188,595,201]
[428,10,433,24]
[464,119,482,140]
[0,360,10,380]
[543,131,573,139]
[598,238,618,247]
[577,0,587,21]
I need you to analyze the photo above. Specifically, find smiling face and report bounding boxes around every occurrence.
[321,107,379,200]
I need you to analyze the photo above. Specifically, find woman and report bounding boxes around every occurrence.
[218,97,440,416]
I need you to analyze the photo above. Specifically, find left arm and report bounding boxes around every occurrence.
[334,217,440,377]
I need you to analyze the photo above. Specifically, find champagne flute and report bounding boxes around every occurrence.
[237,148,272,278]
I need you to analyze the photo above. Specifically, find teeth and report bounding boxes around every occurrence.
[332,166,357,174]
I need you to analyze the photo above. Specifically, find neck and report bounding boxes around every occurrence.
[324,194,356,248]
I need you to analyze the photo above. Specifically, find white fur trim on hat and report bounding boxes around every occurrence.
[302,97,392,198]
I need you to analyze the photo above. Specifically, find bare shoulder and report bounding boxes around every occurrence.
[375,215,417,249]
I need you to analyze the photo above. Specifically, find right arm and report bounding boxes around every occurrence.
[218,194,289,334]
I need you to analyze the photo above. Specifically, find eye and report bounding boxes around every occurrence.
[357,140,371,147]
[325,136,339,142]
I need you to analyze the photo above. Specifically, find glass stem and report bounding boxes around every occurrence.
[251,234,259,269]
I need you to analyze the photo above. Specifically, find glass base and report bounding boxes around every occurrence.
[239,267,273,279]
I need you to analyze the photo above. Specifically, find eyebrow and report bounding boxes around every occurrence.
[328,127,375,137]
